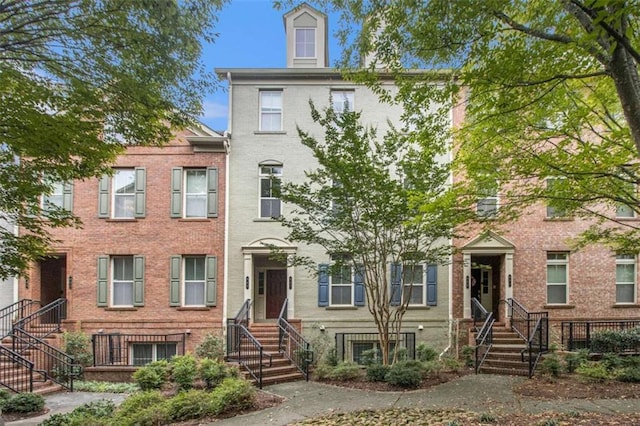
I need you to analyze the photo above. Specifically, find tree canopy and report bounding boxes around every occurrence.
[304,0,640,251]
[277,101,468,364]
[0,0,225,278]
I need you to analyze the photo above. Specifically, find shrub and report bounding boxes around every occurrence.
[360,348,381,366]
[0,388,11,401]
[601,353,624,371]
[195,333,224,361]
[165,389,214,422]
[199,358,231,389]
[540,353,563,377]
[416,343,438,362]
[393,347,408,362]
[461,345,475,367]
[2,392,45,413]
[132,365,165,390]
[62,331,94,367]
[328,361,363,381]
[113,390,167,426]
[590,327,640,353]
[617,366,640,383]
[576,362,612,382]
[384,361,423,388]
[564,349,589,373]
[478,412,496,423]
[171,354,198,390]
[312,363,334,380]
[366,364,390,382]
[325,347,339,367]
[210,377,256,415]
[304,324,334,367]
[441,356,463,372]
[73,380,140,393]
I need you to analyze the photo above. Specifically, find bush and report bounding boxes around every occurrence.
[210,377,256,415]
[73,380,140,393]
[360,348,381,366]
[62,331,94,367]
[601,353,624,371]
[441,356,463,372]
[461,345,475,367]
[617,366,640,383]
[540,353,563,377]
[325,347,339,367]
[576,362,612,382]
[199,358,232,389]
[590,327,640,353]
[384,361,423,388]
[564,349,589,373]
[312,363,334,380]
[366,364,390,382]
[165,389,214,422]
[195,333,224,361]
[171,354,198,390]
[2,392,45,413]
[393,347,408,362]
[112,390,168,426]
[328,362,363,381]
[416,343,438,362]
[132,365,165,390]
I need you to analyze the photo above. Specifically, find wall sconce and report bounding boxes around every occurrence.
[508,274,512,288]
[245,276,249,290]
[25,278,29,289]
[68,276,73,289]
[319,325,325,332]
[465,275,469,289]
[417,325,424,330]
[185,329,191,335]
[288,276,293,290]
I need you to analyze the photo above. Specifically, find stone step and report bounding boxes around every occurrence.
[479,365,529,377]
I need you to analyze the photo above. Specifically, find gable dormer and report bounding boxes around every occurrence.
[283,3,328,68]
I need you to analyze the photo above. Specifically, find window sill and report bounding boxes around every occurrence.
[615,217,639,221]
[104,307,138,311]
[104,218,139,222]
[325,306,358,310]
[253,218,280,222]
[543,304,575,309]
[406,306,431,310]
[254,131,286,135]
[543,218,574,222]
[177,218,212,222]
[176,307,211,311]
[612,303,640,308]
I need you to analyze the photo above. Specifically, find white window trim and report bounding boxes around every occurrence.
[111,256,133,307]
[182,256,206,307]
[615,254,637,304]
[329,265,354,307]
[616,203,637,219]
[131,342,177,366]
[330,90,355,115]
[41,180,65,210]
[545,177,567,219]
[294,27,316,59]
[546,252,569,305]
[259,90,283,132]
[258,164,283,219]
[183,169,207,219]
[112,169,135,219]
[403,264,426,306]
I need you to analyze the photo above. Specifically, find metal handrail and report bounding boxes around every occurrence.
[506,298,549,377]
[277,299,313,381]
[0,299,40,339]
[506,297,547,342]
[474,311,495,374]
[522,317,549,378]
[15,298,67,339]
[0,345,34,393]
[471,297,489,331]
[227,323,272,389]
[226,299,252,356]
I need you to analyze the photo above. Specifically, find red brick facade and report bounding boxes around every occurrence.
[20,129,227,353]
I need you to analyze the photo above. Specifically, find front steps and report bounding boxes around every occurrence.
[476,324,531,377]
[228,323,304,387]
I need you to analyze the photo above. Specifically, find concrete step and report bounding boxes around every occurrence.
[479,365,529,377]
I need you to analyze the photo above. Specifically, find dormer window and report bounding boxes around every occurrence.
[295,28,315,58]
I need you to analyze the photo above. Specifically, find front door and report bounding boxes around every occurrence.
[265,270,287,319]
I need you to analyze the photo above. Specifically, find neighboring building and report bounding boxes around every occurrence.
[218,3,453,362]
[19,125,228,357]
[0,218,18,331]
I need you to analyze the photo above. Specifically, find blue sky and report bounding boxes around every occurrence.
[199,0,343,131]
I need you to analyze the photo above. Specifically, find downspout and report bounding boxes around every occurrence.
[222,71,232,338]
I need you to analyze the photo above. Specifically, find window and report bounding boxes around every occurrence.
[259,164,282,218]
[259,90,283,131]
[352,341,397,365]
[171,167,218,218]
[546,252,568,304]
[616,254,636,304]
[331,90,354,115]
[477,180,498,218]
[295,28,315,58]
[403,264,424,305]
[330,264,353,306]
[42,179,73,212]
[169,255,218,307]
[96,255,144,308]
[132,343,177,366]
[546,178,566,218]
[98,168,146,219]
[617,204,636,218]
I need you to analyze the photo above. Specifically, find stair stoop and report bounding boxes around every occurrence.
[474,327,537,377]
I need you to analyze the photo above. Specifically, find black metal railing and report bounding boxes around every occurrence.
[522,316,549,378]
[507,297,548,342]
[277,299,312,381]
[15,298,67,339]
[92,333,187,366]
[0,345,35,393]
[474,311,495,374]
[11,328,79,391]
[471,297,490,331]
[335,332,416,364]
[226,300,272,389]
[0,299,40,339]
[562,320,640,352]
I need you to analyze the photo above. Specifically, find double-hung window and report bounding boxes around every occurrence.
[41,178,73,212]
[477,180,498,218]
[132,343,177,366]
[546,252,568,304]
[331,90,354,115]
[295,28,315,58]
[259,164,282,218]
[259,90,283,131]
[616,182,637,218]
[169,255,218,307]
[403,264,425,305]
[96,255,145,308]
[545,177,567,219]
[616,254,636,304]
[171,167,218,218]
[98,168,146,219]
[330,264,353,306]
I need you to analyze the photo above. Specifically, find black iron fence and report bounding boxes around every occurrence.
[0,299,40,339]
[0,345,35,393]
[561,320,640,352]
[335,332,416,364]
[278,299,312,380]
[92,333,187,366]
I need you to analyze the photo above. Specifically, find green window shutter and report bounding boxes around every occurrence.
[62,182,73,211]
[207,167,219,218]
[171,167,183,218]
[206,256,217,307]
[98,175,110,218]
[133,255,145,307]
[134,167,146,218]
[97,256,109,307]
[169,255,181,306]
